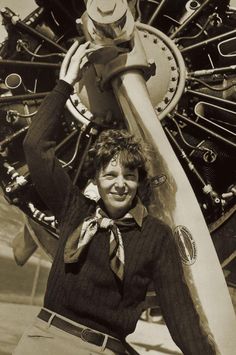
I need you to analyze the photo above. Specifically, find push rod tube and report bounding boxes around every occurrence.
[0,59,61,69]
[147,0,168,25]
[181,28,236,53]
[0,92,49,103]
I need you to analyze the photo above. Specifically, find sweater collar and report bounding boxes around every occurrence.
[97,197,148,227]
[128,198,148,227]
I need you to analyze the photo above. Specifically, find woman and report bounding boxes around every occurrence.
[13,42,216,355]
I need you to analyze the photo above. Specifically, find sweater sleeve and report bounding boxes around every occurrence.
[152,225,216,355]
[23,80,75,222]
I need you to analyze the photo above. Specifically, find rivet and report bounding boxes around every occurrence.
[164,97,170,104]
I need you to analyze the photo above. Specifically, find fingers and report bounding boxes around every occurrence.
[72,42,95,63]
[64,41,91,66]
[65,41,98,67]
[60,40,100,84]
[60,41,80,79]
[84,47,98,55]
[80,41,91,49]
[60,41,93,85]
[64,41,80,61]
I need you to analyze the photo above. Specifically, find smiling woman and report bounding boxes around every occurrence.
[1,1,236,354]
[87,129,149,218]
[10,39,218,355]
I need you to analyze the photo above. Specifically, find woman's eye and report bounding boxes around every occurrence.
[125,174,136,179]
[104,174,115,179]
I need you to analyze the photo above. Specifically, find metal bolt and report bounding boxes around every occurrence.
[90,127,98,135]
[221,199,226,206]
[189,1,200,10]
[97,0,116,15]
[164,97,170,104]
[231,187,236,195]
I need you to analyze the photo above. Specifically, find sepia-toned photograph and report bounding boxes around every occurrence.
[0,1,236,354]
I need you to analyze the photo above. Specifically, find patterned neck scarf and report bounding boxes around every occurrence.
[64,204,146,281]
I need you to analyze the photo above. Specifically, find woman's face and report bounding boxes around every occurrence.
[94,156,139,219]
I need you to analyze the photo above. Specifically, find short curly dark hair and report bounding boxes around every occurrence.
[85,129,152,205]
[89,129,147,177]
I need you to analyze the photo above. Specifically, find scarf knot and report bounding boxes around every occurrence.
[98,217,114,230]
[64,207,134,281]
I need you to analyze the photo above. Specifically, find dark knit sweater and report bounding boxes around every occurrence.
[23,80,215,354]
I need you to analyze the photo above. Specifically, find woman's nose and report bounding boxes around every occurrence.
[114,175,126,189]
